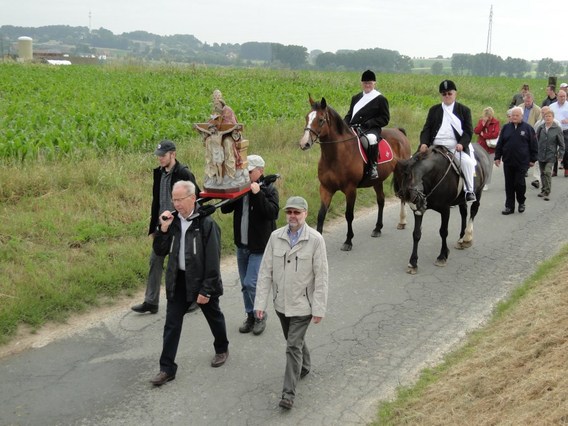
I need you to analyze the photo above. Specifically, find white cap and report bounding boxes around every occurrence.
[560,82,568,89]
[247,155,265,171]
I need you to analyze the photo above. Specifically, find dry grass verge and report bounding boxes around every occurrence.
[377,249,568,425]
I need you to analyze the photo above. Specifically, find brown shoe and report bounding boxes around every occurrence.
[211,351,229,368]
[279,398,294,409]
[150,371,175,386]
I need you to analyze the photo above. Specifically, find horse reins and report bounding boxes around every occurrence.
[424,149,462,202]
[304,113,358,145]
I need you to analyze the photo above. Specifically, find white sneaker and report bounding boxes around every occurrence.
[483,185,489,191]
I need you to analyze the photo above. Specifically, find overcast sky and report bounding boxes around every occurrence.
[2,0,566,62]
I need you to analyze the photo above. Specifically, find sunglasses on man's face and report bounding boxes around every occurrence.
[285,210,304,216]
[441,91,454,96]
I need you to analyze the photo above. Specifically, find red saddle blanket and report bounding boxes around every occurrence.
[358,138,394,164]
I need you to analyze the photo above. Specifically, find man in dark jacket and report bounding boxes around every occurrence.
[344,69,390,180]
[419,79,477,202]
[221,155,279,335]
[494,107,538,215]
[150,180,229,386]
[132,140,200,314]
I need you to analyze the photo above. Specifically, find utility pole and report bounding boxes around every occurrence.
[89,11,92,33]
[485,5,493,76]
[486,5,493,55]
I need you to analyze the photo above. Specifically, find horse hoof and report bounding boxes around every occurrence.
[371,230,381,238]
[397,223,406,230]
[340,244,353,251]
[406,264,417,274]
[434,259,447,267]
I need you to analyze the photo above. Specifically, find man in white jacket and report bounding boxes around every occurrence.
[254,196,328,410]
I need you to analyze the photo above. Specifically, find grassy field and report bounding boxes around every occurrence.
[0,64,547,346]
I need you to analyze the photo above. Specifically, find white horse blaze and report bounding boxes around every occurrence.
[300,111,317,148]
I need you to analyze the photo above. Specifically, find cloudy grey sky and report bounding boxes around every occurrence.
[2,0,565,61]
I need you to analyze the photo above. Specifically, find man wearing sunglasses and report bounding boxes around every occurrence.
[419,80,477,202]
[254,196,328,410]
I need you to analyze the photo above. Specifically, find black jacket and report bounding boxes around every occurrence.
[149,160,200,235]
[221,176,279,253]
[420,102,473,152]
[495,121,538,167]
[153,207,222,301]
[344,92,390,138]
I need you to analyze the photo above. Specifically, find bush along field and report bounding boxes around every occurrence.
[0,62,547,344]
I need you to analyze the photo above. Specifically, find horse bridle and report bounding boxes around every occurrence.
[303,114,358,145]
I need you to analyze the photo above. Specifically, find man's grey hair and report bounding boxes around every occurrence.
[173,180,196,196]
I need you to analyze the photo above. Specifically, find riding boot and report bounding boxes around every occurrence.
[366,144,379,179]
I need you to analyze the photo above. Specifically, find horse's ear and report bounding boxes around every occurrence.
[321,97,327,109]
[308,93,316,108]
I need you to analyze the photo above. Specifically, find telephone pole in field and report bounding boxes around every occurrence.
[486,5,493,55]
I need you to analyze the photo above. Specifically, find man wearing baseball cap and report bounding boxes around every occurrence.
[221,154,279,335]
[254,196,328,410]
[132,140,201,314]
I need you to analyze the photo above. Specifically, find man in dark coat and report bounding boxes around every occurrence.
[221,154,279,335]
[150,180,229,386]
[494,107,538,215]
[132,140,201,314]
[344,69,390,179]
[419,79,477,202]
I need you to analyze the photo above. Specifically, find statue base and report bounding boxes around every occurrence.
[200,186,251,199]
[203,167,250,194]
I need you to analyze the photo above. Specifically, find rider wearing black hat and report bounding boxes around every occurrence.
[344,70,390,180]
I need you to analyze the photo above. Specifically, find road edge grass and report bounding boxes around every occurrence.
[374,243,568,425]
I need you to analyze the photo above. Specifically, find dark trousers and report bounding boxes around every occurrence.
[159,271,229,375]
[503,163,527,210]
[276,311,312,401]
[562,130,568,173]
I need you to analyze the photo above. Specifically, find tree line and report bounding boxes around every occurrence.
[1,25,566,77]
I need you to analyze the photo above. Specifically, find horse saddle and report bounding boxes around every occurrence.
[357,138,394,165]
[431,146,466,193]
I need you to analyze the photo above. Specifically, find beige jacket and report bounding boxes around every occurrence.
[519,103,542,127]
[254,224,328,317]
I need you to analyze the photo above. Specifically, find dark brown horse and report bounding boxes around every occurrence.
[393,144,491,274]
[300,96,412,251]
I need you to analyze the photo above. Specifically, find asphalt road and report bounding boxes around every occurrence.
[2,161,568,426]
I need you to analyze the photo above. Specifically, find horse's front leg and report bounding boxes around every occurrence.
[435,208,450,266]
[371,181,385,237]
[317,187,333,235]
[457,198,480,249]
[397,200,407,230]
[341,188,357,251]
[455,202,469,249]
[407,212,423,274]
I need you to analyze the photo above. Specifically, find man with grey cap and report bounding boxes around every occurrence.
[254,196,328,410]
[131,140,201,314]
[221,154,279,335]
[419,79,477,202]
[344,69,390,180]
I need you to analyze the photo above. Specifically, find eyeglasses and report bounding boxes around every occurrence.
[441,91,454,96]
[172,195,193,203]
[285,210,305,215]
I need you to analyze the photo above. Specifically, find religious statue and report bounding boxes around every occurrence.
[193,90,250,194]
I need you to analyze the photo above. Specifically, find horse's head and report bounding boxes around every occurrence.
[393,154,430,213]
[299,96,332,150]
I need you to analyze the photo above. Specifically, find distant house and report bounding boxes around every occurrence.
[42,59,72,65]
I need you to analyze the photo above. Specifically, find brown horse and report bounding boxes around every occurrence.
[300,96,412,251]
